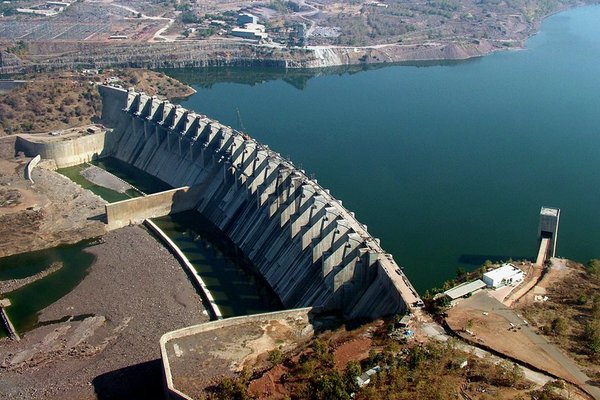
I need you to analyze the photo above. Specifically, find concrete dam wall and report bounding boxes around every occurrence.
[16,132,107,168]
[99,85,419,319]
[106,186,203,230]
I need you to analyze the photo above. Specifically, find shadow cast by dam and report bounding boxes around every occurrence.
[92,359,165,400]
[87,213,107,223]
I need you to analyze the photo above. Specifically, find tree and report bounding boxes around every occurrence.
[267,348,283,366]
[550,317,567,336]
[585,321,600,355]
[344,361,361,393]
[592,295,600,319]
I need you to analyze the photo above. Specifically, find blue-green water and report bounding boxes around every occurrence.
[0,241,97,333]
[166,6,600,292]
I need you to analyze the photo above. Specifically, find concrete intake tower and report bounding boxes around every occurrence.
[99,85,420,319]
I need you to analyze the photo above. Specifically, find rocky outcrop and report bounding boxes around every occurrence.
[1,39,501,74]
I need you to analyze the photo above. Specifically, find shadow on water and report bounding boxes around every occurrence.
[92,359,165,400]
[458,253,535,266]
[161,58,478,92]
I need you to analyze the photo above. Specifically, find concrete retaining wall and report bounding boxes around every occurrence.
[105,186,201,229]
[145,219,223,321]
[25,154,41,183]
[99,85,420,320]
[16,132,108,168]
[159,308,312,400]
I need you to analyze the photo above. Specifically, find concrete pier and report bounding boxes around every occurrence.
[537,207,560,266]
[98,85,420,319]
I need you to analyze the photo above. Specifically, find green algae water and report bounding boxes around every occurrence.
[166,6,600,292]
[153,211,282,317]
[58,164,133,203]
[0,241,97,333]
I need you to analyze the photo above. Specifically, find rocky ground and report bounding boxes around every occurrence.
[0,226,209,400]
[0,147,107,258]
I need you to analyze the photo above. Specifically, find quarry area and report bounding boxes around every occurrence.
[1,0,597,72]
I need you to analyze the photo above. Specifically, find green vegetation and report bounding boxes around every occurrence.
[267,0,300,13]
[6,41,28,56]
[0,75,100,134]
[202,319,569,400]
[586,258,600,276]
[180,11,201,24]
[267,348,283,366]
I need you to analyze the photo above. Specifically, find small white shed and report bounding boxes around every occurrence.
[483,263,524,288]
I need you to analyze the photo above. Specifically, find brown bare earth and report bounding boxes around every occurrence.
[446,291,579,383]
[519,259,600,377]
[0,69,195,136]
[168,313,314,400]
[0,147,106,258]
[0,226,208,400]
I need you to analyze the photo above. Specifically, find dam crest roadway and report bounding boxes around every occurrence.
[99,84,420,319]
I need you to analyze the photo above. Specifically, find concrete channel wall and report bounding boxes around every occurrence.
[99,85,420,319]
[16,132,107,168]
[145,219,223,321]
[106,186,202,229]
[25,154,41,183]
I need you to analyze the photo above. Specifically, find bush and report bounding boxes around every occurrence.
[550,317,567,336]
[267,348,283,366]
[576,294,588,305]
[586,259,600,276]
[585,321,600,355]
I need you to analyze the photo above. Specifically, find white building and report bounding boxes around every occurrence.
[443,279,487,300]
[482,263,524,288]
[231,23,267,40]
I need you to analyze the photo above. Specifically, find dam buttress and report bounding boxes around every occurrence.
[99,85,420,319]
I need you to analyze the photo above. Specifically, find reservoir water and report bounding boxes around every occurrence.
[166,5,600,292]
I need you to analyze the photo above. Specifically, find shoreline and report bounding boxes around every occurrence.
[0,4,593,75]
[0,262,63,295]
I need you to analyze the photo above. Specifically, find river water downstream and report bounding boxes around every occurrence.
[166,5,600,292]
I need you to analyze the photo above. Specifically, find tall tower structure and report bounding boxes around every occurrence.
[538,207,560,259]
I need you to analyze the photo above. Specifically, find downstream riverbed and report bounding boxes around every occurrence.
[62,158,281,318]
